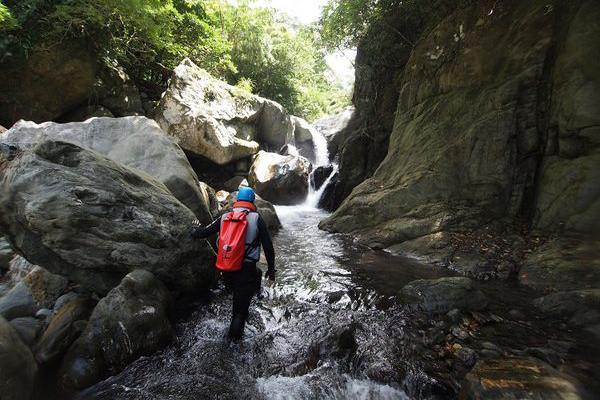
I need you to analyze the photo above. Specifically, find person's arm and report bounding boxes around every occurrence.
[257,216,275,280]
[190,218,220,238]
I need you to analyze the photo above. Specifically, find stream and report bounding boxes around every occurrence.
[77,203,600,399]
[76,131,600,400]
[78,205,459,399]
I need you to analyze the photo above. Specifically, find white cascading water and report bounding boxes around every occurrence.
[303,125,338,208]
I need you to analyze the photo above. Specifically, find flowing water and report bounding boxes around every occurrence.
[79,204,461,400]
[77,129,600,399]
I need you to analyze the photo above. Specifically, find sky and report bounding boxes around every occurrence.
[256,0,356,89]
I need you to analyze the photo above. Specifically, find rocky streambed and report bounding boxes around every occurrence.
[72,207,599,400]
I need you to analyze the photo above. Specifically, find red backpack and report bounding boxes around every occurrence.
[215,210,250,271]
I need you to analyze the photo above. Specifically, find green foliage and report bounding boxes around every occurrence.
[221,2,348,119]
[319,0,475,54]
[1,0,350,120]
[0,3,17,31]
[235,77,254,93]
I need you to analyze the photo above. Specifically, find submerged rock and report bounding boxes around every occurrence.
[60,270,172,390]
[460,356,586,399]
[399,277,488,314]
[0,140,216,295]
[0,316,38,400]
[248,151,311,205]
[1,116,213,223]
[0,266,68,320]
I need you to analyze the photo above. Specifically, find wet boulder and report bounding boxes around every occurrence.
[0,266,68,320]
[0,236,14,273]
[311,165,334,191]
[248,151,311,205]
[533,289,600,341]
[155,58,261,165]
[60,270,172,390]
[399,277,488,314]
[9,317,43,347]
[1,116,212,223]
[0,316,38,400]
[35,294,96,364]
[2,255,37,289]
[225,192,282,230]
[460,357,586,399]
[0,140,216,295]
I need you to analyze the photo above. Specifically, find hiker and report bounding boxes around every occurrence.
[190,187,276,340]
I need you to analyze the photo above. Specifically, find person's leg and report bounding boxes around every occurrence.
[228,263,258,339]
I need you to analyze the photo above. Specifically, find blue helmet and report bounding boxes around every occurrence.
[237,187,256,202]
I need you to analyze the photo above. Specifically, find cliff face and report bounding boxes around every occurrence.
[321,0,600,244]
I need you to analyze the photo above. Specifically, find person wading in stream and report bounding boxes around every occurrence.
[190,187,276,340]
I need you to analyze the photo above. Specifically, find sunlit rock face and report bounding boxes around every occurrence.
[321,0,600,245]
[0,140,215,295]
[248,151,311,205]
[1,116,213,223]
[155,58,294,165]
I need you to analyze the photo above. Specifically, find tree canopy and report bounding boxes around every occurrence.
[0,0,350,120]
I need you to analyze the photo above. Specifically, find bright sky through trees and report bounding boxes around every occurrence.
[258,0,356,89]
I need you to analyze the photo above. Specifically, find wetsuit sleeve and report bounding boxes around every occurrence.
[190,218,220,238]
[257,216,276,279]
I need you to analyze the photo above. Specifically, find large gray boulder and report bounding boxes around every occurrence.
[320,0,600,244]
[1,116,212,223]
[291,116,328,165]
[248,151,311,205]
[399,277,488,314]
[0,140,216,295]
[0,266,68,320]
[258,100,293,152]
[155,58,261,165]
[313,106,355,144]
[60,270,172,390]
[0,315,38,400]
[155,58,295,164]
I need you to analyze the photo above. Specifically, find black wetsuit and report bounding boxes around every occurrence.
[191,210,275,339]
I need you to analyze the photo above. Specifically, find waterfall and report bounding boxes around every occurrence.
[304,126,337,208]
[305,164,338,208]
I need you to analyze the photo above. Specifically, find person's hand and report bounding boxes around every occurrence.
[191,219,201,227]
